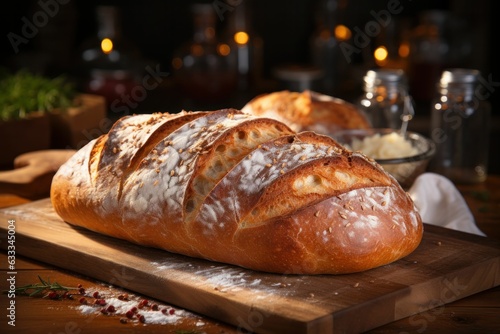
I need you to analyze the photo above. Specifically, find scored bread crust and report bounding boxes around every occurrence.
[241,90,372,133]
[50,109,423,274]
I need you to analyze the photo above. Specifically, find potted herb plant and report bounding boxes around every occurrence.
[0,69,106,168]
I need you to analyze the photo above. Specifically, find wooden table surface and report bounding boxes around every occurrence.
[1,175,499,333]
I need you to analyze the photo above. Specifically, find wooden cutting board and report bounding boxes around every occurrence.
[1,199,499,334]
[0,150,76,199]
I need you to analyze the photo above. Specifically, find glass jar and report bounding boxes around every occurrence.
[356,68,411,129]
[429,68,491,184]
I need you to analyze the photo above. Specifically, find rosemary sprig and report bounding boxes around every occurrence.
[5,275,79,297]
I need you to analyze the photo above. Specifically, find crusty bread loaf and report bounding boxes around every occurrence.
[242,90,371,133]
[50,109,423,274]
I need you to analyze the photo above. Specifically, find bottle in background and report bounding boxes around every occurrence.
[77,6,142,110]
[171,3,237,104]
[309,0,352,96]
[429,68,491,184]
[408,10,472,105]
[222,0,264,93]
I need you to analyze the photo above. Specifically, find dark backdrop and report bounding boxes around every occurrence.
[1,0,498,173]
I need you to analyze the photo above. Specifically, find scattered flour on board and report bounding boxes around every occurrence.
[151,262,264,293]
[77,297,186,325]
[74,285,203,326]
[151,261,302,298]
[202,269,262,292]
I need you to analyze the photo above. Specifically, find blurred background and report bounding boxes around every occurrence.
[1,0,498,172]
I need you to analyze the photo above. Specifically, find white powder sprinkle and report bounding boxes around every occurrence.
[201,269,262,292]
[72,283,204,326]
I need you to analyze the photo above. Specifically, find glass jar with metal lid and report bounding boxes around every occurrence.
[356,68,412,129]
[429,68,491,183]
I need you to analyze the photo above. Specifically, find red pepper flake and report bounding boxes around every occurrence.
[162,307,176,315]
[47,291,59,299]
[94,299,107,306]
[92,291,100,299]
[106,305,116,313]
[125,310,135,319]
[79,297,87,305]
[118,293,129,301]
[138,299,149,308]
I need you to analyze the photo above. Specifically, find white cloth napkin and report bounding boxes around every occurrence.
[408,173,486,236]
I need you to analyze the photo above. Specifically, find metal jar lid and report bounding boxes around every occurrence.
[363,68,407,90]
[438,68,481,96]
[439,68,480,85]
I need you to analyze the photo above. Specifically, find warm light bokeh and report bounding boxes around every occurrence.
[374,46,388,66]
[234,31,249,45]
[217,43,231,56]
[172,57,182,70]
[398,42,410,58]
[101,38,113,54]
[334,25,351,41]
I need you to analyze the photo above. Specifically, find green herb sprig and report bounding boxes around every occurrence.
[0,69,77,121]
[4,275,79,297]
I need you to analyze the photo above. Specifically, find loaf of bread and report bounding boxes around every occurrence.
[242,90,371,133]
[50,109,423,274]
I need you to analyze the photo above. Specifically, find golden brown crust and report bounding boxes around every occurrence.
[242,90,371,133]
[50,109,422,274]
